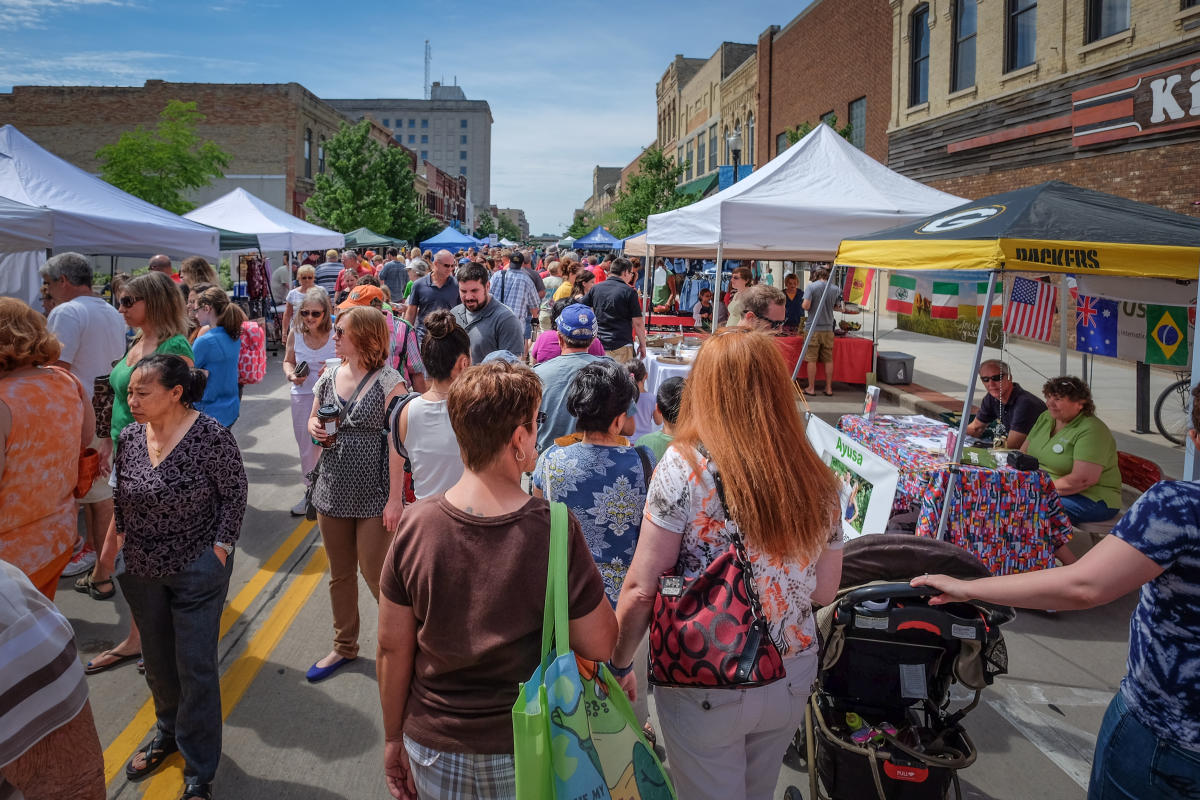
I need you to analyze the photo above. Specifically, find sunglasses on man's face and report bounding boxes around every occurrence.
[979,374,1007,383]
[117,295,142,309]
[754,312,784,330]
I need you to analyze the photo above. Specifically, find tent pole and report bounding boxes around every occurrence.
[644,244,654,317]
[714,245,724,329]
[109,256,116,303]
[935,269,999,541]
[1185,278,1200,481]
[1059,275,1068,376]
[791,274,834,382]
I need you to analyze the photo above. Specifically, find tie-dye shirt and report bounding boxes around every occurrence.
[1113,480,1200,750]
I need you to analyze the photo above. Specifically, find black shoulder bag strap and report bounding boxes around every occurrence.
[385,392,422,464]
[499,269,509,305]
[634,445,653,484]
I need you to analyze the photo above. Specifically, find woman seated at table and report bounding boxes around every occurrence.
[1023,376,1121,525]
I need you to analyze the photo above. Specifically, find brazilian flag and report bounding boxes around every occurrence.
[1146,305,1188,366]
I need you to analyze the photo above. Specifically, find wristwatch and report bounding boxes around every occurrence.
[214,541,234,556]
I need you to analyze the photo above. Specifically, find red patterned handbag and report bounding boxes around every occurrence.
[648,454,786,689]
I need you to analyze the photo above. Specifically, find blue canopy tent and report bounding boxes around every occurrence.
[574,225,622,252]
[419,225,478,251]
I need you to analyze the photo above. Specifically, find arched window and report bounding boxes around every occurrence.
[304,128,312,178]
[318,135,326,174]
[746,114,754,166]
[910,4,931,105]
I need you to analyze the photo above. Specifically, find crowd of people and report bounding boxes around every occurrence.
[1,242,1190,800]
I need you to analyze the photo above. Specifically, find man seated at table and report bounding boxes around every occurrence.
[965,359,1047,449]
[734,284,786,332]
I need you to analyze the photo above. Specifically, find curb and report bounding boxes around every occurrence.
[874,380,967,419]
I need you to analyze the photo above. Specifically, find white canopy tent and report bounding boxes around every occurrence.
[0,124,220,303]
[0,195,53,253]
[184,187,344,252]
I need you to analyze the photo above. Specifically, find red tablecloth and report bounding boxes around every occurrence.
[647,314,696,329]
[775,335,873,385]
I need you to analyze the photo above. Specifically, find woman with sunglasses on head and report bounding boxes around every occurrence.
[82,270,193,674]
[283,288,337,516]
[305,306,407,683]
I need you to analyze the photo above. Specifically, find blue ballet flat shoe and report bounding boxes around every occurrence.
[305,656,355,683]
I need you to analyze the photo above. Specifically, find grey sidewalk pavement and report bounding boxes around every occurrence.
[855,320,1188,479]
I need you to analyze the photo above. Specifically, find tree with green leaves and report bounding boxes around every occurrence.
[784,116,854,147]
[609,147,697,238]
[96,99,231,214]
[304,120,435,243]
[565,211,594,239]
[496,213,522,242]
[473,213,497,238]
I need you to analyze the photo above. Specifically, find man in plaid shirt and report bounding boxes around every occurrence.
[487,251,540,357]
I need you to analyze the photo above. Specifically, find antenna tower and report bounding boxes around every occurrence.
[424,40,431,99]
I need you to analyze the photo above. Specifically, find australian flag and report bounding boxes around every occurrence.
[1075,295,1118,356]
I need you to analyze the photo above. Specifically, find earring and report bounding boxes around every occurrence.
[515,449,528,464]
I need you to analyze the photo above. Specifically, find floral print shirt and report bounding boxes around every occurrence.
[643,445,843,655]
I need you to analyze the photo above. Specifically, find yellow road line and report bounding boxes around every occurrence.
[102,519,316,786]
[138,545,329,798]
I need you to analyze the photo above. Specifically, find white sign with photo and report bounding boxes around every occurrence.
[804,416,901,540]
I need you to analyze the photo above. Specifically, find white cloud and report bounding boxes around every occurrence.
[0,0,130,30]
[0,49,253,87]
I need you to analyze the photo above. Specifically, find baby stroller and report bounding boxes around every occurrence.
[803,534,1015,800]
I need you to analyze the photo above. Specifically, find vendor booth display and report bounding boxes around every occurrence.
[419,225,478,251]
[573,225,622,252]
[342,227,404,249]
[184,187,344,253]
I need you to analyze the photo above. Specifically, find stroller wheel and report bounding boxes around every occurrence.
[783,787,805,800]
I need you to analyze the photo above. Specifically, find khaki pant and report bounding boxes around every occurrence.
[605,344,636,364]
[316,513,390,658]
[805,330,835,364]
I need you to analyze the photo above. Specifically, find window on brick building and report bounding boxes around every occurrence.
[676,147,684,183]
[421,119,429,128]
[408,119,415,128]
[849,97,866,150]
[951,0,977,92]
[776,131,789,156]
[910,5,931,106]
[461,134,467,144]
[461,119,468,128]
[1185,0,1200,8]
[1006,0,1037,71]
[685,141,693,181]
[460,151,467,160]
[746,114,754,165]
[708,126,718,171]
[1086,0,1129,42]
[304,128,312,179]
[382,119,390,128]
[421,134,429,144]
[318,135,326,173]
[408,135,415,144]
[421,150,428,160]
[696,136,706,175]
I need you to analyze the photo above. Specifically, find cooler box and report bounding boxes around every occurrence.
[877,352,915,385]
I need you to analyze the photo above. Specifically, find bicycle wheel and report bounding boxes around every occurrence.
[1154,378,1192,446]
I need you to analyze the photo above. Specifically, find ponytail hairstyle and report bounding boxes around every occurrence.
[196,285,247,339]
[570,268,595,298]
[132,354,207,407]
[420,309,471,381]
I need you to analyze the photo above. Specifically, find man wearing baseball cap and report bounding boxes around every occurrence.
[532,303,605,453]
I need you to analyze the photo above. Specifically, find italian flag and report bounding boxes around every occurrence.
[931,282,959,319]
[886,274,916,315]
[977,281,1003,318]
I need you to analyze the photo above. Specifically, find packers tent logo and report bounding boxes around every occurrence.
[916,205,1005,234]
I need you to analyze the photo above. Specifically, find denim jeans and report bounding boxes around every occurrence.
[1060,493,1118,524]
[1089,690,1200,799]
[119,546,233,785]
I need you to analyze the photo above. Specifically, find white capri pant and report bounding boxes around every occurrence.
[654,649,817,800]
[291,392,320,485]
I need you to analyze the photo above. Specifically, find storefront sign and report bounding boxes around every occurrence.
[805,417,900,540]
[1072,56,1200,146]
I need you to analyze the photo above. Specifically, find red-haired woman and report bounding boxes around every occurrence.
[612,327,843,800]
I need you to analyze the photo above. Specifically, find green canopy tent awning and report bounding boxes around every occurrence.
[342,227,405,249]
[216,228,260,252]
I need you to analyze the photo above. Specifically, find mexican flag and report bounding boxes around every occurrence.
[842,268,874,307]
[976,281,1003,318]
[931,282,959,319]
[886,274,916,315]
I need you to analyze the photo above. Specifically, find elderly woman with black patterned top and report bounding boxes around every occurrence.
[99,354,247,800]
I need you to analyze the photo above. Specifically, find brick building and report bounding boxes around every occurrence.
[581,165,623,219]
[0,80,396,219]
[718,54,757,168]
[755,0,893,166]
[888,0,1200,218]
[424,161,467,228]
[656,56,706,160]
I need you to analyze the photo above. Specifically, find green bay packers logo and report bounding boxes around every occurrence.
[917,205,1005,234]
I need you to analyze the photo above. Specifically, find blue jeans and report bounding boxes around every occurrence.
[1060,493,1118,524]
[119,547,233,784]
[1089,690,1200,799]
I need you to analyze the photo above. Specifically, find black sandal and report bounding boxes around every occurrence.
[181,782,212,800]
[74,574,115,600]
[125,731,178,782]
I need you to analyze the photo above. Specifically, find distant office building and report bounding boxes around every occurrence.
[326,82,493,220]
[492,207,530,240]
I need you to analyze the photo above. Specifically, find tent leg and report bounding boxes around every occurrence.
[714,245,724,329]
[1185,280,1200,480]
[934,270,999,541]
[643,244,654,316]
[791,276,834,382]
[1059,275,1068,376]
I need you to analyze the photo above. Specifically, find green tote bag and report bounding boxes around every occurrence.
[512,501,675,800]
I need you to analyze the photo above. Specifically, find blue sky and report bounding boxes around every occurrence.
[0,0,812,234]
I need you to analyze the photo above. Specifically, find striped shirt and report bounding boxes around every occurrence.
[314,261,343,294]
[0,560,88,800]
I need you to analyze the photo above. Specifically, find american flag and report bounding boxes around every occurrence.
[1004,277,1058,341]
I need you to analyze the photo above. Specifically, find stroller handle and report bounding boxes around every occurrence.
[840,583,940,606]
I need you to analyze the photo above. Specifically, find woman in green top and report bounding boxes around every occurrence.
[82,270,193,673]
[1023,376,1121,526]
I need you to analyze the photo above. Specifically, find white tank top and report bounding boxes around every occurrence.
[292,331,338,395]
[404,395,464,499]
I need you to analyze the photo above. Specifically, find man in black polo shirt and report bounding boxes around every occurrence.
[966,359,1047,448]
[580,256,646,363]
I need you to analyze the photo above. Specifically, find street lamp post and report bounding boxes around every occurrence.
[727,128,743,184]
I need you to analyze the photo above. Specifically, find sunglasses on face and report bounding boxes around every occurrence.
[979,374,1007,383]
[299,275,315,281]
[117,295,142,309]
[299,309,323,318]
[333,326,347,338]
[754,312,784,330]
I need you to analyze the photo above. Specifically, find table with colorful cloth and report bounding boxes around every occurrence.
[838,414,1073,575]
[776,335,873,385]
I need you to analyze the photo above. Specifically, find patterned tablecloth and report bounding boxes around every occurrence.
[838,414,1073,575]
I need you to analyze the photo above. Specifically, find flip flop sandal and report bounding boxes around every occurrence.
[125,732,178,782]
[84,649,141,675]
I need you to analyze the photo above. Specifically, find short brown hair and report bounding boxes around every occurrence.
[0,298,61,371]
[337,306,389,371]
[1042,375,1095,416]
[741,284,786,317]
[447,362,542,471]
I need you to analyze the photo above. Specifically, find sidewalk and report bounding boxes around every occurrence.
[860,324,1187,479]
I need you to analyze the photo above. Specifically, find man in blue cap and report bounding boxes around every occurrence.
[533,303,605,453]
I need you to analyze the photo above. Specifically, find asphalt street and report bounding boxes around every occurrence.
[58,349,1131,799]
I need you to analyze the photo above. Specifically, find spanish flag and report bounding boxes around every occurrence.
[842,268,874,307]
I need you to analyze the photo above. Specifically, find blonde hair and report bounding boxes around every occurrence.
[297,265,316,279]
[298,287,333,334]
[180,256,218,286]
[125,271,188,341]
[0,298,61,371]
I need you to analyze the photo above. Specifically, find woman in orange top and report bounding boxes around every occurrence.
[0,298,94,598]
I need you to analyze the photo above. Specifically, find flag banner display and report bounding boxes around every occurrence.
[975,281,1004,318]
[1076,297,1191,366]
[843,268,875,307]
[931,282,959,319]
[886,274,916,314]
[1005,277,1058,342]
